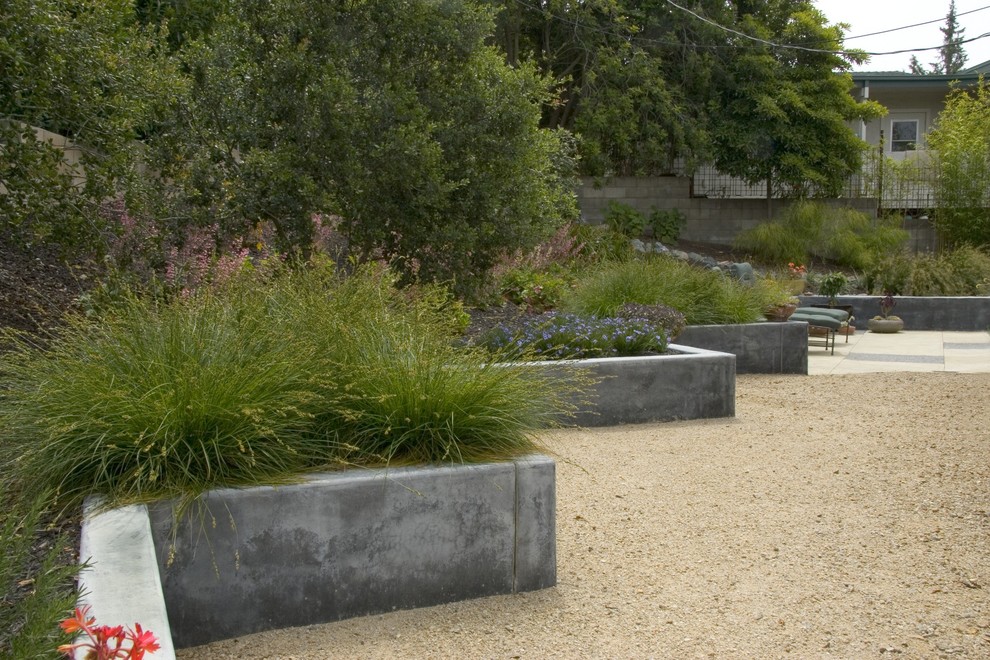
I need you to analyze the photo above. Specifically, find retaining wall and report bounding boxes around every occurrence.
[677,322,808,374]
[800,295,990,331]
[77,456,556,652]
[577,176,935,251]
[549,344,736,426]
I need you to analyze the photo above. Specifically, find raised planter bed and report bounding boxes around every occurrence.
[799,295,990,331]
[676,322,808,374]
[77,455,556,654]
[539,344,735,426]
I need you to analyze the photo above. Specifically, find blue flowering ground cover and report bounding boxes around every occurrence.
[482,309,681,360]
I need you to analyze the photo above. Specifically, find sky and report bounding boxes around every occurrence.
[813,0,990,72]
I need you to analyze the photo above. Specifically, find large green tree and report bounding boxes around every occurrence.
[489,0,882,193]
[709,3,884,197]
[150,0,575,288]
[0,0,178,249]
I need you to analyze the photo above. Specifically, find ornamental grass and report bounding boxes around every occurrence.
[0,260,578,511]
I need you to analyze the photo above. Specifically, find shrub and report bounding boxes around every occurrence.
[864,247,990,295]
[482,312,671,360]
[562,256,766,325]
[733,222,806,264]
[0,262,578,510]
[498,267,573,312]
[604,201,647,238]
[647,208,685,244]
[733,201,908,269]
[568,223,633,263]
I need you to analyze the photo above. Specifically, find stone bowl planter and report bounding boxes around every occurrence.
[867,317,904,333]
[77,456,557,655]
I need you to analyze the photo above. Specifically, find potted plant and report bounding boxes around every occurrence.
[783,262,807,295]
[760,278,799,322]
[867,293,904,333]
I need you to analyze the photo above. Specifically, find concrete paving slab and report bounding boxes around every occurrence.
[808,329,990,375]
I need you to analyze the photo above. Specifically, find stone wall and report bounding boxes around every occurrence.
[576,176,937,251]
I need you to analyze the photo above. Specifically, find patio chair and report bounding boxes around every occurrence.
[789,307,850,355]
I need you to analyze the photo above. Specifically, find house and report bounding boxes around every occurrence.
[850,59,990,158]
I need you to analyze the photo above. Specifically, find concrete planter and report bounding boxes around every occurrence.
[539,344,735,426]
[77,455,556,655]
[676,323,808,374]
[867,317,904,333]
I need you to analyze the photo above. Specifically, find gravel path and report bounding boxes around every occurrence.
[183,372,990,659]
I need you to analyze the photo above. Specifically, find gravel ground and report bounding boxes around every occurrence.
[183,372,990,659]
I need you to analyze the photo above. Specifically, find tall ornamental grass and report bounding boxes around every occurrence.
[562,256,768,325]
[0,261,577,510]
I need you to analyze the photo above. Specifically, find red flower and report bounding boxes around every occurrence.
[57,605,160,659]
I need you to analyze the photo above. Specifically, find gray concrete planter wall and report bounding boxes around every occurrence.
[677,322,808,374]
[77,455,556,654]
[800,295,990,331]
[541,344,735,426]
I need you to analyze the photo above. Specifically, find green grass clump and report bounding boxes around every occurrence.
[733,201,909,269]
[561,256,767,325]
[0,261,577,511]
[0,488,78,658]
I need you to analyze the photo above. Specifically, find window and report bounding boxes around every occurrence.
[891,120,919,152]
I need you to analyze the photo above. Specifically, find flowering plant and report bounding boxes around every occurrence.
[58,605,160,660]
[787,262,807,277]
[483,312,672,360]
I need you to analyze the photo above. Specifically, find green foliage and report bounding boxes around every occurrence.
[733,201,908,269]
[0,263,578,510]
[499,267,573,312]
[648,208,686,244]
[733,222,807,264]
[818,272,848,301]
[0,488,79,658]
[151,0,576,292]
[568,224,634,263]
[708,5,884,196]
[866,247,990,295]
[563,256,766,325]
[927,79,990,248]
[0,0,181,251]
[604,202,647,238]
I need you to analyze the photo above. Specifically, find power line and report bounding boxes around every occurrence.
[664,0,990,57]
[507,0,990,58]
[844,4,990,41]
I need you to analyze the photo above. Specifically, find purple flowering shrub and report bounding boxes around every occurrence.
[483,312,673,360]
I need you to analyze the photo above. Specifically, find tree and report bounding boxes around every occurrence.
[0,0,179,249]
[926,80,990,247]
[488,0,882,194]
[149,0,576,289]
[708,3,884,197]
[909,1,967,75]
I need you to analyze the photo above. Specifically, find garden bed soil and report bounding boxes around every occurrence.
[183,372,990,659]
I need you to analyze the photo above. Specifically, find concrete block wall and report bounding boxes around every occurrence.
[577,176,919,248]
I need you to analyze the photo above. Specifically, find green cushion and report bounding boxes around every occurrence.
[790,312,842,330]
[796,307,849,322]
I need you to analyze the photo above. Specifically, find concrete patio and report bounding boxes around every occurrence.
[807,328,990,375]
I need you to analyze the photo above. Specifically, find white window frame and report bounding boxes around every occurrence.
[890,119,919,152]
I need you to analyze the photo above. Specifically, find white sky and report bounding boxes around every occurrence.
[814,0,990,72]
